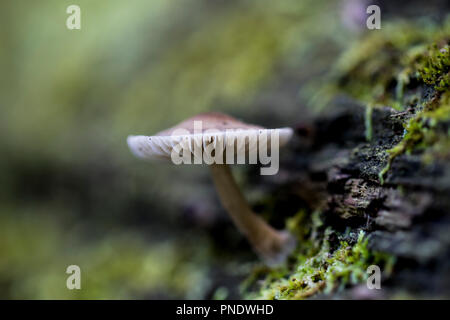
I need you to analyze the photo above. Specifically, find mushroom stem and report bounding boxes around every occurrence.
[209,164,296,265]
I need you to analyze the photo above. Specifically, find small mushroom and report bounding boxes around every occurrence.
[127,112,296,265]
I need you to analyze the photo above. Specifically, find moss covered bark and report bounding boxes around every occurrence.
[243,17,450,299]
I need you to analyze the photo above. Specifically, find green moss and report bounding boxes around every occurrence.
[244,227,394,300]
[379,90,450,184]
[306,18,450,111]
[285,209,311,242]
[379,116,426,184]
[379,40,449,183]
[325,22,450,184]
[418,44,450,91]
[212,287,229,300]
[306,17,450,113]
[244,17,448,299]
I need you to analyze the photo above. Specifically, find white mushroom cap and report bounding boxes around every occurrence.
[127,112,293,162]
[127,112,297,264]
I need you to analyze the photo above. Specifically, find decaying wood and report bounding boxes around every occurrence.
[271,96,450,297]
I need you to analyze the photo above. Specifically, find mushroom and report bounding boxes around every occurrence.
[127,112,296,265]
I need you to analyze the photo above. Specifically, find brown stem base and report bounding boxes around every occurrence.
[209,164,296,265]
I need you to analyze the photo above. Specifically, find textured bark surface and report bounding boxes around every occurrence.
[241,93,443,299]
[245,34,449,296]
[292,100,449,297]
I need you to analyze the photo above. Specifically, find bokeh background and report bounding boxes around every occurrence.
[0,0,447,299]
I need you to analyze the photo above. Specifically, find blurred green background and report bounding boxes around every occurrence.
[1,0,437,299]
